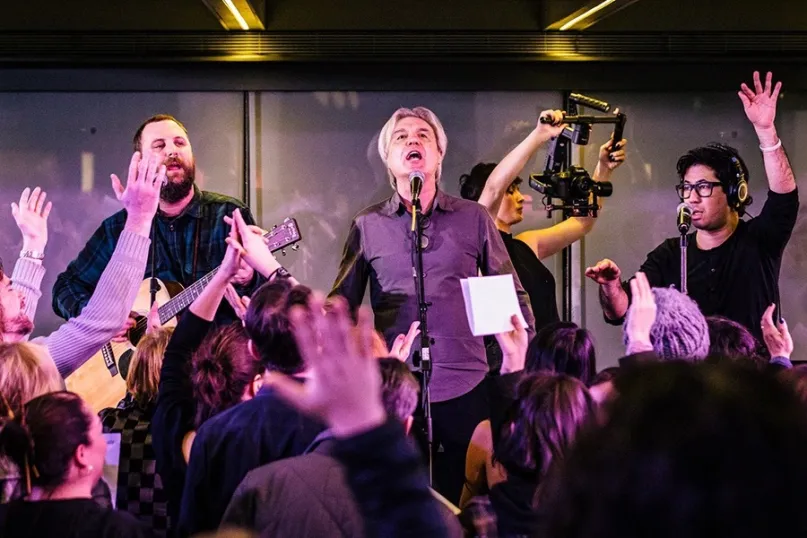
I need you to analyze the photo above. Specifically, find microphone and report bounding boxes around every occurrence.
[409,170,424,203]
[677,202,693,234]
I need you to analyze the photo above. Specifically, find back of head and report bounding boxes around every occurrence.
[377,358,419,422]
[459,162,497,201]
[527,322,596,385]
[192,323,259,428]
[0,342,62,416]
[779,365,807,408]
[244,279,312,375]
[623,286,709,361]
[0,391,91,494]
[538,361,807,538]
[126,327,174,407]
[706,316,766,369]
[496,372,595,479]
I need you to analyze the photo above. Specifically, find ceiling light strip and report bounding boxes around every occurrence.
[221,0,250,31]
[559,0,617,31]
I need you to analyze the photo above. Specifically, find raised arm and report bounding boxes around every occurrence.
[738,71,797,194]
[516,133,628,260]
[38,152,162,377]
[9,187,52,324]
[585,258,629,322]
[477,110,566,220]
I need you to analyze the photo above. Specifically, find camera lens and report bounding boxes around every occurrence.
[593,181,614,197]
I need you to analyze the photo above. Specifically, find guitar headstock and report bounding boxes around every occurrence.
[264,217,302,253]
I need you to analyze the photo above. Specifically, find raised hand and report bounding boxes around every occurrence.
[266,293,386,438]
[495,314,528,374]
[225,209,282,278]
[224,283,251,323]
[389,321,421,361]
[538,109,568,139]
[219,215,244,282]
[625,272,657,354]
[584,258,622,286]
[738,71,782,131]
[112,151,164,236]
[598,134,628,173]
[11,187,52,254]
[761,303,793,359]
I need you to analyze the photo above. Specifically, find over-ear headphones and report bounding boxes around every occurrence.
[707,143,751,213]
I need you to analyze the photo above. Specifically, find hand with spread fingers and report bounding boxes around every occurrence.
[266,293,387,438]
[389,321,421,362]
[625,272,657,355]
[112,151,165,236]
[738,71,782,131]
[12,186,53,255]
[761,303,793,360]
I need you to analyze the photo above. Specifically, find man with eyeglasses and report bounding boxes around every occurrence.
[586,71,799,345]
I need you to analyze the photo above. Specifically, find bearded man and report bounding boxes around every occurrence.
[53,114,260,330]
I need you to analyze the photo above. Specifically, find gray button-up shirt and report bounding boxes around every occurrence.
[331,189,535,402]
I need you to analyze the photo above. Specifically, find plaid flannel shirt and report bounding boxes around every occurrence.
[53,187,259,323]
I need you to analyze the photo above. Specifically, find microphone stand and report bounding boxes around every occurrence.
[680,230,688,295]
[410,196,434,487]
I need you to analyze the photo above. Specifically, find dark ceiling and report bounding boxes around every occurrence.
[4,0,803,32]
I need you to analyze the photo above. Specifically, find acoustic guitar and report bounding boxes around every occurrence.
[66,218,302,412]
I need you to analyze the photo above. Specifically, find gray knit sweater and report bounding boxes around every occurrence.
[11,230,150,378]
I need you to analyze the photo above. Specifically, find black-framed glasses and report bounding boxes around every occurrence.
[676,181,725,199]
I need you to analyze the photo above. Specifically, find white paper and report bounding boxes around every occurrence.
[460,274,527,336]
[102,433,121,509]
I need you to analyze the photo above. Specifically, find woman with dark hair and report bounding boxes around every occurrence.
[0,391,154,537]
[460,372,596,537]
[526,321,596,385]
[191,323,263,428]
[459,111,627,338]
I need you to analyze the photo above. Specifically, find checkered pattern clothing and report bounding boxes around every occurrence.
[100,400,170,536]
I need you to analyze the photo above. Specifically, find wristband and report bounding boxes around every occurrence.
[19,249,44,260]
[759,139,782,152]
[267,266,291,281]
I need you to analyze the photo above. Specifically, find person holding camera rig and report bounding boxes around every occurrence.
[460,109,627,334]
[587,71,798,345]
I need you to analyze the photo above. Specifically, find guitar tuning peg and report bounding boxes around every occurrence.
[281,249,287,256]
[272,224,278,230]
[292,244,300,251]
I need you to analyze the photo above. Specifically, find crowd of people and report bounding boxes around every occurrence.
[0,71,803,537]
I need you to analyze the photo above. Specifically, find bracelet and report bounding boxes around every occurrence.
[267,266,291,282]
[759,139,782,152]
[19,249,44,260]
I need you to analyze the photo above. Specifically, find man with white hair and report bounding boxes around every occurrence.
[331,106,534,503]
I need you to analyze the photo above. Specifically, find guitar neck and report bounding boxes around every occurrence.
[155,219,300,325]
[157,268,220,324]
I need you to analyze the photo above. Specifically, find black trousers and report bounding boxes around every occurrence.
[414,378,490,506]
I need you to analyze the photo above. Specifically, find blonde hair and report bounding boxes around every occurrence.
[126,328,174,407]
[0,342,62,416]
[377,107,448,187]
